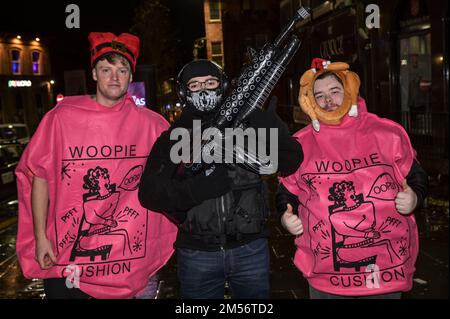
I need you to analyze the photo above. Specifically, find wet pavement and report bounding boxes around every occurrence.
[154,190,449,299]
[0,179,448,299]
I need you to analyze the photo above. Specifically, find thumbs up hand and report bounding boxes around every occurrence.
[281,204,304,235]
[395,180,418,215]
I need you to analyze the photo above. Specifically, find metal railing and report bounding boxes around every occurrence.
[396,111,449,162]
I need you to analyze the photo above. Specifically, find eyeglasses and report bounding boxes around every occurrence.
[187,78,220,92]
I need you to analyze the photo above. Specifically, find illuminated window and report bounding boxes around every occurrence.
[209,0,221,21]
[11,49,21,74]
[32,51,41,74]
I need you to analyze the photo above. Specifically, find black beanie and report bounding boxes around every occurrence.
[180,59,223,84]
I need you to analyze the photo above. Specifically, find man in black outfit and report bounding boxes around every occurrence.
[138,59,302,298]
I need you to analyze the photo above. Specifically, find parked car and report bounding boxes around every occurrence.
[0,143,25,200]
[0,123,30,145]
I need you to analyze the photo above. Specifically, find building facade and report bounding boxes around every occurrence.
[203,0,280,78]
[279,0,448,179]
[0,33,53,132]
[204,0,225,67]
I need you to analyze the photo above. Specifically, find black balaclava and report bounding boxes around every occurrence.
[180,60,224,114]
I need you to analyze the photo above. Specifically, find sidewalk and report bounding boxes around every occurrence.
[155,176,449,299]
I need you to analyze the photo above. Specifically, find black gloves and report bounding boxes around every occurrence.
[189,165,233,203]
[247,96,289,132]
[246,96,304,176]
[275,184,300,221]
[406,160,429,208]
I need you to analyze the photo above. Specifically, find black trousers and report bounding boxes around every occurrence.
[43,278,91,299]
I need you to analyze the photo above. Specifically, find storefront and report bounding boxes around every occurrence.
[0,34,53,132]
[0,77,53,132]
[392,0,448,172]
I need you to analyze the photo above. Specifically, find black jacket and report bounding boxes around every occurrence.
[139,107,303,251]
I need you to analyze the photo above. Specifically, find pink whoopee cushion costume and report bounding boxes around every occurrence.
[279,59,419,296]
[15,94,177,299]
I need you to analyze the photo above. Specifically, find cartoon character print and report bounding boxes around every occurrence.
[303,166,412,276]
[327,181,401,272]
[69,166,131,262]
[56,162,147,265]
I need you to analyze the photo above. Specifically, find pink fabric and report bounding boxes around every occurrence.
[280,98,418,296]
[357,96,367,113]
[15,95,177,298]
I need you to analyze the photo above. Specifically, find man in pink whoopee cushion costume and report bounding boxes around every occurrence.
[15,32,177,299]
[275,58,429,299]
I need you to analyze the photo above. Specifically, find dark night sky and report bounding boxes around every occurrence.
[1,0,204,93]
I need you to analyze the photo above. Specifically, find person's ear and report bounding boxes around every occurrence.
[92,68,97,81]
[129,73,133,84]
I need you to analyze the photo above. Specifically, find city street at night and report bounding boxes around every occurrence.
[1,0,448,302]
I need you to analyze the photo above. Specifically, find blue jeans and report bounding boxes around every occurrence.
[177,238,270,299]
[309,286,402,299]
[135,273,159,299]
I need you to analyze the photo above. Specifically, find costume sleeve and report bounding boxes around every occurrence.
[15,110,61,278]
[16,110,61,181]
[138,129,210,224]
[406,159,429,208]
[391,123,416,182]
[149,113,170,146]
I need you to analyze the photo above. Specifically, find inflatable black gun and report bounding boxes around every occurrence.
[187,6,311,174]
[214,6,310,129]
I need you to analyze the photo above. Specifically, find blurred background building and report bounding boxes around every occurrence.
[0,0,447,299]
[201,0,448,186]
[0,33,54,132]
